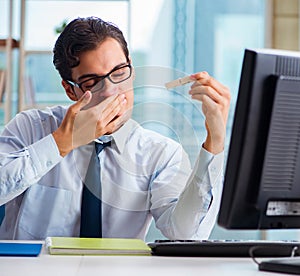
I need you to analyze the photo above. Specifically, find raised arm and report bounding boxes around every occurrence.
[189,71,231,154]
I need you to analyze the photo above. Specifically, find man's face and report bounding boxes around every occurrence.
[67,37,134,112]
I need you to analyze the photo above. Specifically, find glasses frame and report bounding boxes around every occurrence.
[67,63,132,94]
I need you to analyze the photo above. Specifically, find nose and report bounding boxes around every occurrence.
[100,79,120,97]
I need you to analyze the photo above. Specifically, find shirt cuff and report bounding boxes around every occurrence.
[27,134,63,177]
[195,147,224,188]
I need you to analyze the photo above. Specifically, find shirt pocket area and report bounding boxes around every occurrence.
[17,184,72,239]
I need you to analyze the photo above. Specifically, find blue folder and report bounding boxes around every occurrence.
[0,242,42,257]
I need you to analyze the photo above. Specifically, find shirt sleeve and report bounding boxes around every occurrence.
[152,146,224,240]
[0,113,63,206]
[173,148,224,239]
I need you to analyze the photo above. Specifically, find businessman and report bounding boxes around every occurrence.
[0,17,230,240]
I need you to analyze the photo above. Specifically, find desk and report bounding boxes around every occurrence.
[0,242,281,276]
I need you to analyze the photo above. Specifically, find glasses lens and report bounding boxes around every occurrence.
[109,66,131,84]
[84,65,131,94]
[89,78,105,94]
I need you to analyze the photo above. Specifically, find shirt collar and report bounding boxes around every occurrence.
[96,119,139,154]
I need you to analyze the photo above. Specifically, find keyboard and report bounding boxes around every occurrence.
[147,240,300,257]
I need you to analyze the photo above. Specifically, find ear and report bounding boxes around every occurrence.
[62,80,78,101]
[129,57,135,81]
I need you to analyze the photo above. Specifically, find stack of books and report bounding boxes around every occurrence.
[45,237,151,256]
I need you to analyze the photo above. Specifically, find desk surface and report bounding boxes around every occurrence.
[0,242,283,276]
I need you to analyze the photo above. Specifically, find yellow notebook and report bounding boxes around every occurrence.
[45,237,151,256]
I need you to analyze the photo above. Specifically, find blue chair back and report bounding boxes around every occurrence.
[0,205,4,225]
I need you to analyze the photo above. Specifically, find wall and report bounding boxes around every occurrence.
[269,0,299,50]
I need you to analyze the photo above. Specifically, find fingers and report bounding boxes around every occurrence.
[66,91,92,120]
[96,94,127,126]
[75,91,92,111]
[190,85,223,104]
[55,91,128,155]
[98,107,131,135]
[191,71,228,96]
[86,93,127,137]
[189,71,231,113]
[52,91,92,157]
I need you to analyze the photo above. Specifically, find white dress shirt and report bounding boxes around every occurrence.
[0,105,224,240]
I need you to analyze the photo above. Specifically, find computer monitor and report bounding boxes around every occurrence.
[218,48,300,230]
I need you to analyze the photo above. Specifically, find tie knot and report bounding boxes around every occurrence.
[95,141,111,155]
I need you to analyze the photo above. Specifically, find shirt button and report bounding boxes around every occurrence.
[46,161,53,167]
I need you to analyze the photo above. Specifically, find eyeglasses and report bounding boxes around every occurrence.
[67,63,132,94]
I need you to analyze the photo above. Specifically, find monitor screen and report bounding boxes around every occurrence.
[218,48,300,230]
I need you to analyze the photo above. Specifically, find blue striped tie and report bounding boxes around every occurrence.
[80,141,111,237]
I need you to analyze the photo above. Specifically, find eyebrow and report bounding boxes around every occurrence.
[77,62,128,82]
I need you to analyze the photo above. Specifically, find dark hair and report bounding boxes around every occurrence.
[53,17,129,81]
